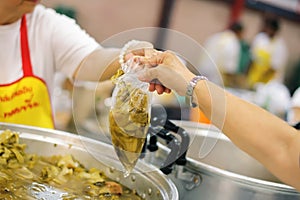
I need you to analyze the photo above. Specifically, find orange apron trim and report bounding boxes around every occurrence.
[0,15,54,129]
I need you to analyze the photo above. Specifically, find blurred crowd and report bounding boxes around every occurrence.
[198,14,300,124]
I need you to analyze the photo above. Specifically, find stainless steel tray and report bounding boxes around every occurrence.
[0,122,178,200]
[146,120,300,200]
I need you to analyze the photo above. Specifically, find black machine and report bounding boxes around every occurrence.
[141,105,190,175]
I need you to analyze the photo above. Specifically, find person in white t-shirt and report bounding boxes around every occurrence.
[247,16,288,88]
[198,22,244,86]
[0,0,152,129]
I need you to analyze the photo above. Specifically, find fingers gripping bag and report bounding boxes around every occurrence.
[109,58,151,177]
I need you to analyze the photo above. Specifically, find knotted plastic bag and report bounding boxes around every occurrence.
[109,58,151,176]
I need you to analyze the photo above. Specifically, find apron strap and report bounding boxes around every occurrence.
[20,15,33,76]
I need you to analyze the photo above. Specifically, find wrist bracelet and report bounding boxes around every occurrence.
[186,75,208,107]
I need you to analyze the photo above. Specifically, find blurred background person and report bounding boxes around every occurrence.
[191,21,251,124]
[246,15,290,120]
[198,21,250,88]
[247,15,288,88]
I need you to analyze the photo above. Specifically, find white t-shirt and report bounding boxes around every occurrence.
[251,32,288,82]
[199,30,240,85]
[0,4,99,96]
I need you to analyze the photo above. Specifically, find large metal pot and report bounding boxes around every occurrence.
[146,121,300,200]
[0,122,178,200]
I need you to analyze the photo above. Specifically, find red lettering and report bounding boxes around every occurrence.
[20,106,27,112]
[3,100,40,118]
[11,108,20,116]
[0,86,33,102]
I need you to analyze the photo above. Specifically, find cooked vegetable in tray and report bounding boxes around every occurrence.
[0,130,142,200]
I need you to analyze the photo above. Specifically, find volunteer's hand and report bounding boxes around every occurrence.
[138,51,195,96]
[124,41,155,60]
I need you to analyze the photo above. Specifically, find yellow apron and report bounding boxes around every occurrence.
[0,15,54,129]
[248,47,275,87]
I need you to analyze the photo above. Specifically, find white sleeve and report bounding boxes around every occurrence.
[44,8,100,78]
[220,35,240,74]
[271,39,288,71]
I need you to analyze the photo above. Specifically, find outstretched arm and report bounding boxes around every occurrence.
[73,47,121,82]
[139,51,300,191]
[195,79,300,191]
[73,41,153,82]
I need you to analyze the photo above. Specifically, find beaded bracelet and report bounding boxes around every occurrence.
[119,40,141,69]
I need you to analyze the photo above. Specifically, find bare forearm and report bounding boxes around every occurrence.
[195,80,300,190]
[73,48,121,82]
[73,39,153,82]
[196,81,291,153]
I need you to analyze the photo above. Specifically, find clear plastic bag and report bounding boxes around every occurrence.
[109,58,151,176]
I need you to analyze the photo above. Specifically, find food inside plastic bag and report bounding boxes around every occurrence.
[109,59,151,176]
